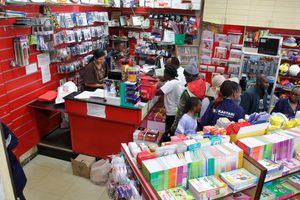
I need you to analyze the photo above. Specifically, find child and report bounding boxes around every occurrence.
[175,97,201,136]
[156,65,184,132]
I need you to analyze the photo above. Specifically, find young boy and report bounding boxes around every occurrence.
[176,97,201,136]
[156,65,184,133]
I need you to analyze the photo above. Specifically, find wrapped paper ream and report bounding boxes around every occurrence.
[189,175,228,200]
[220,168,258,192]
[230,122,269,142]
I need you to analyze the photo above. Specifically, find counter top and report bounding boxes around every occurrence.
[64,92,140,110]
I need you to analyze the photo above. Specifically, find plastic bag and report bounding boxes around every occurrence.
[90,159,111,185]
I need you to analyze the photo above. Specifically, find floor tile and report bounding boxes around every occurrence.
[33,170,76,196]
[30,155,65,169]
[23,163,53,189]
[99,190,111,200]
[62,177,105,200]
[24,188,61,200]
[24,155,106,200]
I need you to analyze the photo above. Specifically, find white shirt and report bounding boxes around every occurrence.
[161,79,184,116]
[177,67,186,86]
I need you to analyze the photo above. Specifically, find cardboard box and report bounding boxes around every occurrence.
[71,154,96,179]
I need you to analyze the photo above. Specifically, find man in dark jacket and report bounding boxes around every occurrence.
[240,74,269,115]
[3,123,27,200]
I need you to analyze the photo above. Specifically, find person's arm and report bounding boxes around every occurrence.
[171,91,189,132]
[156,81,172,96]
[175,117,186,135]
[84,83,104,89]
[200,103,214,127]
[240,92,251,115]
[200,97,210,118]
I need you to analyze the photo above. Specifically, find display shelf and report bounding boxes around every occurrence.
[109,26,150,30]
[120,143,159,200]
[243,51,281,58]
[280,59,300,64]
[4,1,109,6]
[278,74,300,80]
[121,141,268,200]
[265,169,300,184]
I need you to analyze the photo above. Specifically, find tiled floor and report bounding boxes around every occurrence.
[23,155,110,200]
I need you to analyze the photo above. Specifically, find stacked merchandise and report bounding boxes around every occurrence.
[258,159,283,182]
[261,180,295,200]
[158,187,194,200]
[120,66,141,108]
[141,143,259,199]
[200,30,243,83]
[220,168,259,192]
[188,175,228,200]
[236,132,295,161]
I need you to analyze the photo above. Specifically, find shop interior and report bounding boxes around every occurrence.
[1,0,300,200]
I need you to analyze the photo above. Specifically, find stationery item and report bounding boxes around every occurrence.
[278,158,300,174]
[14,36,29,66]
[264,181,294,200]
[258,159,283,182]
[188,175,228,199]
[220,168,259,192]
[287,174,300,188]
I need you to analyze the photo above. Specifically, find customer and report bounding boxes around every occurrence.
[166,57,186,86]
[175,97,201,136]
[3,123,27,200]
[240,74,269,114]
[272,87,300,119]
[82,49,109,91]
[201,80,245,126]
[106,40,127,70]
[171,62,207,133]
[156,65,184,132]
[200,74,226,118]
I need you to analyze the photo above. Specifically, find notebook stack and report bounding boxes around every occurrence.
[142,143,244,191]
[262,181,294,200]
[188,175,228,200]
[237,133,294,161]
[220,168,259,192]
[258,159,283,182]
[158,187,195,200]
[287,174,300,189]
[142,154,184,191]
[278,158,300,175]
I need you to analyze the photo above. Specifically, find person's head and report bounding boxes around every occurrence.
[212,75,226,88]
[93,49,106,65]
[114,40,126,53]
[220,80,241,102]
[185,97,201,114]
[256,74,269,91]
[164,64,178,81]
[290,87,300,103]
[166,57,180,69]
[184,63,199,83]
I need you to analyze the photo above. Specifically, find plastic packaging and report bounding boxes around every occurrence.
[90,159,111,185]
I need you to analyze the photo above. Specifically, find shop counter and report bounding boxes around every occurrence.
[64,92,159,158]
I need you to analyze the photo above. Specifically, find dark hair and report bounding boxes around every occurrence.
[213,80,240,108]
[93,49,106,59]
[184,97,201,113]
[164,64,178,78]
[114,40,124,47]
[169,57,180,67]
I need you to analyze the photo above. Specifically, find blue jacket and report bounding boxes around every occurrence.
[3,123,27,197]
[240,87,268,115]
[272,98,300,119]
[201,99,245,126]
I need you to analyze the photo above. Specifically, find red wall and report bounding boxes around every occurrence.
[0,4,107,158]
